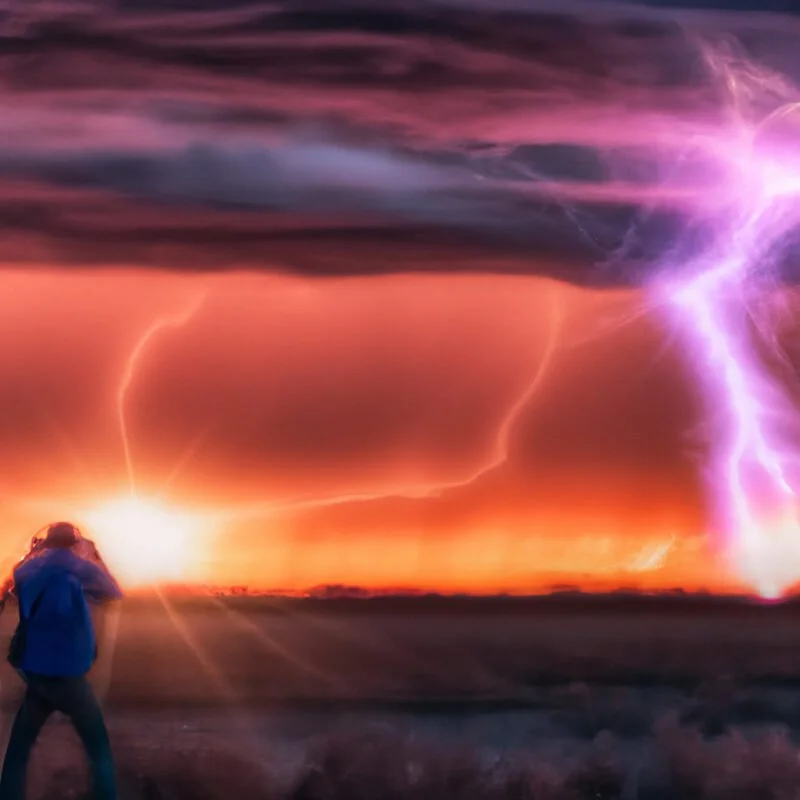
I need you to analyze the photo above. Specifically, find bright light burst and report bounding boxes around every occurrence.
[654,42,800,599]
[82,496,208,587]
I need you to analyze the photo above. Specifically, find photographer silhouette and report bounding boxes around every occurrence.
[0,522,123,800]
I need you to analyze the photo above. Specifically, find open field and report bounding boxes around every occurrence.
[0,593,798,708]
[5,595,800,798]
[12,702,800,800]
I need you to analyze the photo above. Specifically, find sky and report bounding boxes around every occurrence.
[1,0,800,592]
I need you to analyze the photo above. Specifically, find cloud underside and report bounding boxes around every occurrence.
[2,0,800,282]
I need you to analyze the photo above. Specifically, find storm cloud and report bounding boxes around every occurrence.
[2,0,800,283]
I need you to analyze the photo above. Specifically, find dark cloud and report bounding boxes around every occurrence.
[1,0,799,283]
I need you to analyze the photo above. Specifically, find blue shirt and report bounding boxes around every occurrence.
[13,548,122,677]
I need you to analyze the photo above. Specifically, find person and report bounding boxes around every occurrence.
[0,521,123,800]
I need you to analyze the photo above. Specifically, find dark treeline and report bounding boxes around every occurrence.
[121,587,800,617]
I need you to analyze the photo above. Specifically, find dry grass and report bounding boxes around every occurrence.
[15,717,800,800]
[25,721,278,800]
[4,599,800,797]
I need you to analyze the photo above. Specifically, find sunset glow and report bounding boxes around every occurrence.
[82,497,208,587]
[4,1,800,596]
[0,268,716,593]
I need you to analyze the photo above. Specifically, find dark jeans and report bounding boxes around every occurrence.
[0,673,117,800]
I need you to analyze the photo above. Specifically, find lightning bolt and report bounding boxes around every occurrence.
[26,278,564,555]
[117,294,206,495]
[220,280,564,522]
[653,41,800,598]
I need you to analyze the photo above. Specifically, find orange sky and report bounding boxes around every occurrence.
[2,0,798,594]
[0,267,753,594]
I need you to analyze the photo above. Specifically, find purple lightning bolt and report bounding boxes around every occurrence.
[653,43,800,598]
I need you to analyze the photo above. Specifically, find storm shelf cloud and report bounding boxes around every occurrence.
[1,0,800,283]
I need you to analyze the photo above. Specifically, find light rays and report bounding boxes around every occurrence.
[201,590,345,691]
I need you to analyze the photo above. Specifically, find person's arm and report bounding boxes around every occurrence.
[72,554,123,603]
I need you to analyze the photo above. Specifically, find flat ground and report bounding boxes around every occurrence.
[3,594,800,799]
[2,593,797,706]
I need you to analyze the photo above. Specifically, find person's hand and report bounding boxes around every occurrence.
[89,540,105,564]
[73,538,101,563]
